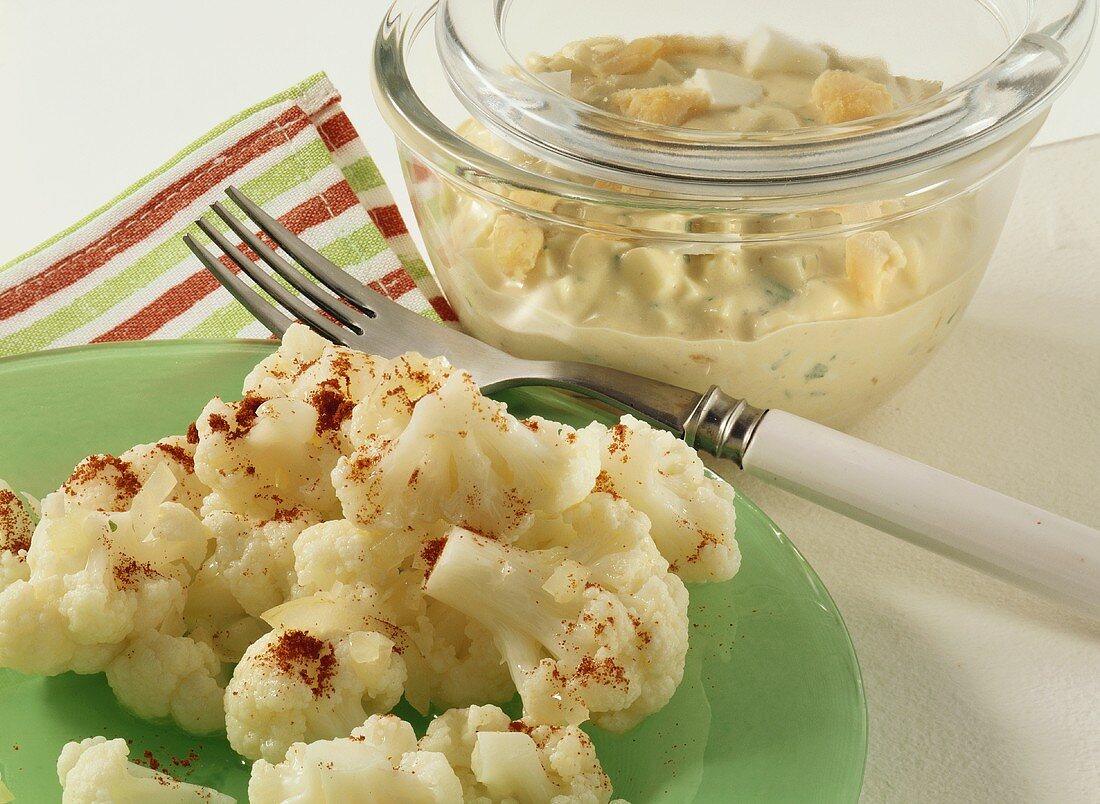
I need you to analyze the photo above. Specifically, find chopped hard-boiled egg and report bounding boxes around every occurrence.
[743,28,829,77]
[490,213,544,280]
[684,68,764,109]
[845,230,907,307]
[812,69,894,123]
[611,85,711,126]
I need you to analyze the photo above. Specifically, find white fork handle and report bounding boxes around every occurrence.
[741,410,1100,614]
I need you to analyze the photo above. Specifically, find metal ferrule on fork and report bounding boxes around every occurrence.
[683,387,767,468]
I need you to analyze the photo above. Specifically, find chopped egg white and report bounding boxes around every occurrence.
[684,68,764,108]
[743,27,829,76]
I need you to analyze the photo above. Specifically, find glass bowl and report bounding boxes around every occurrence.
[373,0,1095,426]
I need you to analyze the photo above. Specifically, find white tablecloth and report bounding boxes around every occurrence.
[1,3,1098,801]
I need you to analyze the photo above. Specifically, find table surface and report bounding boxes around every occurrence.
[2,3,1098,802]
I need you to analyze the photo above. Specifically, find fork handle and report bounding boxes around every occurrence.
[689,388,1100,614]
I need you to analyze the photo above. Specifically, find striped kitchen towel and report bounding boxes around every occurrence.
[0,72,455,358]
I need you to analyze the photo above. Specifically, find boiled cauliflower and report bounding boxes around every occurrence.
[194,393,342,520]
[60,436,208,515]
[250,707,617,804]
[425,506,689,731]
[202,506,323,617]
[57,737,234,803]
[225,590,409,762]
[249,713,463,803]
[292,518,514,712]
[183,564,269,663]
[105,631,225,734]
[0,480,33,589]
[243,322,386,412]
[0,465,209,677]
[420,705,616,804]
[292,518,420,597]
[596,415,739,582]
[335,370,601,541]
[207,328,447,521]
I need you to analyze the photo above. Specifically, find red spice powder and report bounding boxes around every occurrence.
[264,507,303,525]
[113,555,163,590]
[575,655,629,688]
[208,395,268,441]
[420,537,448,581]
[607,423,630,462]
[64,454,143,509]
[308,382,355,435]
[678,517,720,567]
[144,749,161,770]
[508,720,534,734]
[171,750,200,769]
[185,422,199,445]
[521,419,540,432]
[232,394,266,438]
[264,630,339,698]
[155,442,195,474]
[330,354,354,384]
[0,490,31,556]
[593,470,620,500]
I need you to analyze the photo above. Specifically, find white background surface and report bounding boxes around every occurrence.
[1,2,1098,801]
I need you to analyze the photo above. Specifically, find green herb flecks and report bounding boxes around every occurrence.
[761,279,794,307]
[804,363,829,381]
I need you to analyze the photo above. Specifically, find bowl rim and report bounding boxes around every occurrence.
[373,0,1096,198]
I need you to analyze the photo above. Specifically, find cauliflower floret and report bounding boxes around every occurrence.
[845,230,907,308]
[811,69,894,124]
[0,774,11,804]
[249,714,463,803]
[419,705,616,803]
[225,591,409,762]
[242,322,330,393]
[244,327,385,407]
[0,467,209,676]
[596,415,739,582]
[57,737,234,803]
[610,85,711,126]
[105,631,225,734]
[60,436,208,515]
[183,564,269,663]
[293,519,513,711]
[194,393,341,519]
[202,506,322,617]
[335,371,601,541]
[490,213,544,280]
[292,519,420,597]
[425,514,689,731]
[412,596,516,712]
[0,481,33,590]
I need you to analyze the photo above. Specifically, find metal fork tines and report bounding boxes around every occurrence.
[183,186,714,441]
[183,187,494,367]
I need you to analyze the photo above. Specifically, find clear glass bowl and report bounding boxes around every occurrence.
[373,0,1095,425]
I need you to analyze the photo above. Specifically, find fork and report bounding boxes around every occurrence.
[184,186,1100,615]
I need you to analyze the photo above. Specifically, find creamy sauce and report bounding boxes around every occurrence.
[416,32,1006,424]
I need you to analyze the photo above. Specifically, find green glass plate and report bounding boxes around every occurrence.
[0,341,866,803]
